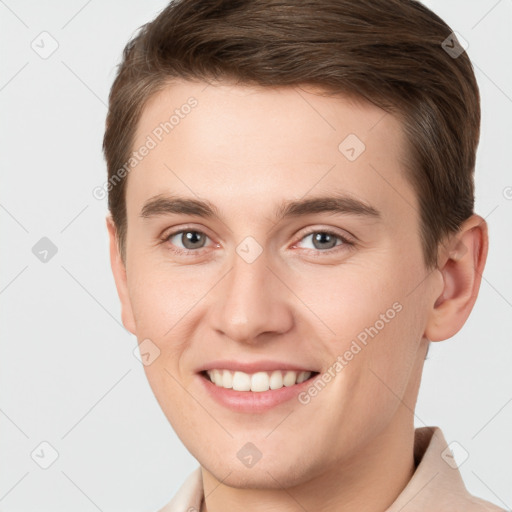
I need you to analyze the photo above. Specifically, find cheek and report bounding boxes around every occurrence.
[142,362,210,449]
[126,257,214,338]
[311,258,426,402]
[304,302,426,463]
[125,260,213,407]
[309,261,405,345]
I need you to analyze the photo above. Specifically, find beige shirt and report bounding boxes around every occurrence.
[158,427,506,512]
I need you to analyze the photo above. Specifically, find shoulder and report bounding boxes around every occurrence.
[471,497,509,511]
[386,427,508,512]
[443,493,508,511]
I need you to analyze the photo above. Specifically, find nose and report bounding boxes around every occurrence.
[209,246,294,345]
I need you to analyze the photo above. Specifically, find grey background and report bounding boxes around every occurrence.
[1,0,511,510]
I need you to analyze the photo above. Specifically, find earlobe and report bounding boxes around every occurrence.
[424,215,488,342]
[106,216,137,335]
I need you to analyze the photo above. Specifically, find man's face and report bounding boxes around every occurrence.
[113,80,438,487]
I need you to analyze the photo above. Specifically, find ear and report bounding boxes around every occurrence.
[106,216,137,335]
[424,214,488,342]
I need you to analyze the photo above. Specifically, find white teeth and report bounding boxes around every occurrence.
[251,372,269,392]
[283,371,296,387]
[222,370,233,389]
[296,371,309,384]
[269,370,283,389]
[205,369,312,392]
[212,369,222,386]
[232,371,251,391]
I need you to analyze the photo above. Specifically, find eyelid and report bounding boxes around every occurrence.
[160,225,218,255]
[161,223,213,241]
[161,224,356,256]
[293,225,356,245]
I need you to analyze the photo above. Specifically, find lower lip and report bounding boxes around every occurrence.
[197,372,317,413]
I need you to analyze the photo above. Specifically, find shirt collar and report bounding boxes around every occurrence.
[158,426,504,512]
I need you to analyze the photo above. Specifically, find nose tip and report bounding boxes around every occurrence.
[209,252,294,345]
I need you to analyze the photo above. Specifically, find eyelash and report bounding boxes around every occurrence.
[294,229,354,256]
[160,226,354,257]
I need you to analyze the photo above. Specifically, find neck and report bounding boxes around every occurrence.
[200,415,416,512]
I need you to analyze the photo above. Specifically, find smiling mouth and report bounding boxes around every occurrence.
[201,369,319,392]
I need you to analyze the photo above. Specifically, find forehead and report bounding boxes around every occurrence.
[127,80,417,225]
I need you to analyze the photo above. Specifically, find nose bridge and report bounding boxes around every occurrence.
[211,242,293,343]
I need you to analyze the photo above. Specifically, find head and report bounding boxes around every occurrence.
[104,0,488,490]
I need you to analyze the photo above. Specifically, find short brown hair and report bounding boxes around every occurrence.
[103,0,480,268]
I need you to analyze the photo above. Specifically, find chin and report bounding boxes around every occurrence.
[200,451,322,490]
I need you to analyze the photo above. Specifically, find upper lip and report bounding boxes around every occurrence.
[197,360,318,374]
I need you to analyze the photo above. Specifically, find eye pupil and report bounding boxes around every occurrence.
[313,232,337,250]
[173,230,343,253]
[182,231,205,249]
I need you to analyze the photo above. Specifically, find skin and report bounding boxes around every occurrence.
[107,80,488,512]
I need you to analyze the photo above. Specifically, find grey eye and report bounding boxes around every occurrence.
[300,232,341,250]
[169,230,209,250]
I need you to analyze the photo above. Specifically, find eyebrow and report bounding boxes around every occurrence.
[140,193,381,221]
